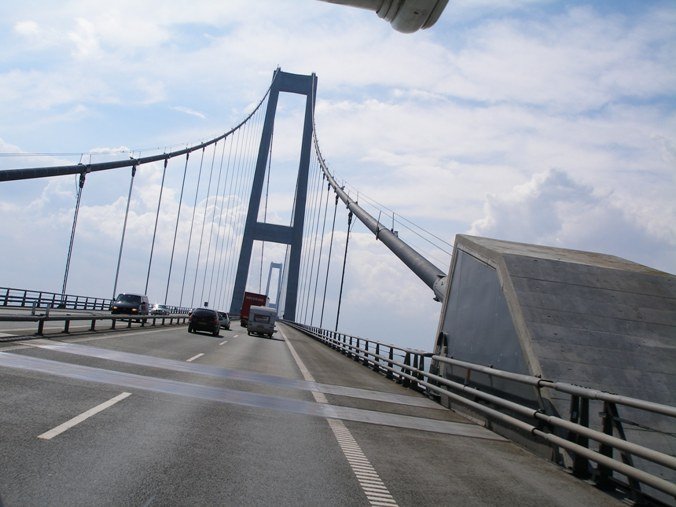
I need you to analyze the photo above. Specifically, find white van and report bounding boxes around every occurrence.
[247,306,277,338]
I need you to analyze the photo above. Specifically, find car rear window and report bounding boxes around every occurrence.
[193,309,216,317]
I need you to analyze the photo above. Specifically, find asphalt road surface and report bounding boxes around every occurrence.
[0,321,622,506]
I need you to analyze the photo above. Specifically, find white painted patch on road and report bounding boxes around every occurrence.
[218,340,227,346]
[186,353,204,362]
[281,327,398,506]
[0,332,15,337]
[37,392,131,440]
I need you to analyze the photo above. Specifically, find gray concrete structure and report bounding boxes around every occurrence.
[434,235,676,499]
[230,70,317,321]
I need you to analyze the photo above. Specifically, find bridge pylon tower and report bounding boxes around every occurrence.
[229,69,317,321]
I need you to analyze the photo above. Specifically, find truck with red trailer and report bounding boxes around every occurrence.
[239,291,268,327]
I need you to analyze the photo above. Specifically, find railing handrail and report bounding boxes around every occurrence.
[432,354,676,419]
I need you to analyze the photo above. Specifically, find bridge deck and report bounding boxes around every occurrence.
[0,320,621,505]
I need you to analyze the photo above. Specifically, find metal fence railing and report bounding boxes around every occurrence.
[1,286,113,311]
[0,286,191,314]
[0,312,189,340]
[285,321,676,504]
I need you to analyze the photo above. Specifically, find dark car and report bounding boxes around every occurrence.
[217,311,231,330]
[188,308,220,336]
[110,293,149,320]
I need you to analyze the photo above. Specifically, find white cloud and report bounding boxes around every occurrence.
[171,106,207,120]
[469,169,676,273]
[68,18,101,59]
[14,20,39,36]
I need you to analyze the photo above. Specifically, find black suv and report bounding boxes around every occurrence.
[188,308,220,336]
[110,293,149,319]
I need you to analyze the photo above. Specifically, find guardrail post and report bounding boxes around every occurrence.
[111,318,116,330]
[362,340,370,366]
[568,396,591,479]
[64,320,70,333]
[386,348,394,379]
[373,343,381,372]
[402,352,411,387]
[22,290,27,307]
[37,319,44,335]
[598,402,642,495]
[90,319,96,331]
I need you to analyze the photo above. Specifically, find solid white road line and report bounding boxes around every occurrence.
[281,328,398,507]
[186,353,204,362]
[37,392,132,440]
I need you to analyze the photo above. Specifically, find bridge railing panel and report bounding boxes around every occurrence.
[0,286,113,311]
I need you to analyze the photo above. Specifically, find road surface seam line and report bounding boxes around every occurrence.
[186,353,204,362]
[281,328,398,507]
[37,392,131,440]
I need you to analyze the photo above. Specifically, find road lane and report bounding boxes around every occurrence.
[0,323,623,505]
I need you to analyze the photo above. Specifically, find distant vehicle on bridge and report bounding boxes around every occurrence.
[217,311,231,330]
[246,306,277,338]
[150,303,170,315]
[239,291,268,327]
[109,293,149,319]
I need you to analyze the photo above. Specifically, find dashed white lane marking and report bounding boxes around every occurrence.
[186,353,204,362]
[281,328,398,507]
[218,340,228,346]
[233,334,239,338]
[38,392,131,440]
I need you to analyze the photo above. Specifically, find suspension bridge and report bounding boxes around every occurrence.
[0,69,674,506]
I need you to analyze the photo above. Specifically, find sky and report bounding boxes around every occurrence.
[1,0,675,351]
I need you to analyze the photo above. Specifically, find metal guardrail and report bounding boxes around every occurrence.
[1,286,113,311]
[0,312,189,340]
[0,287,190,314]
[286,321,676,502]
